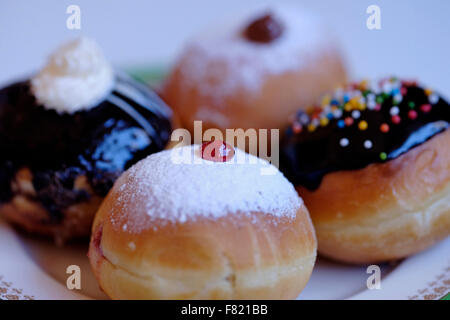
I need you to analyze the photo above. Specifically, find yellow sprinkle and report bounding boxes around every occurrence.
[359,103,366,111]
[358,120,368,130]
[321,95,331,106]
[344,103,352,112]
[424,88,433,96]
[359,79,369,90]
[350,97,359,107]
[307,124,316,132]
[320,117,329,127]
[306,106,315,113]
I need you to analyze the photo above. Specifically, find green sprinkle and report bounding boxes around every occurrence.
[380,152,387,161]
[408,101,415,109]
[376,96,384,104]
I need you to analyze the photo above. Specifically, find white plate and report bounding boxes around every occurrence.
[1,67,448,300]
[0,217,448,300]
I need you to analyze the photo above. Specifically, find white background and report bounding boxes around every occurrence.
[1,0,449,97]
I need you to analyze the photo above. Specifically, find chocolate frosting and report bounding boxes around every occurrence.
[280,79,450,190]
[0,73,172,220]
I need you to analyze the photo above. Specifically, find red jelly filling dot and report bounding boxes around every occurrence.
[244,14,284,43]
[201,140,235,162]
[92,224,104,258]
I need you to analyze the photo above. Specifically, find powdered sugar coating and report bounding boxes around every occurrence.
[109,145,302,232]
[174,4,333,107]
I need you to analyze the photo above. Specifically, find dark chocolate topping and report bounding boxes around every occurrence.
[0,73,172,221]
[244,13,284,43]
[280,79,450,190]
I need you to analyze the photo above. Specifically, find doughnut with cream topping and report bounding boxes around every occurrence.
[0,37,172,243]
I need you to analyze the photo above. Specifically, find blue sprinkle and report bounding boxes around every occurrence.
[327,113,334,119]
[392,88,400,95]
[331,99,340,106]
[343,95,350,103]
[337,120,345,128]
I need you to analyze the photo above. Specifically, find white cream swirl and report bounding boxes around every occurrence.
[31,37,114,114]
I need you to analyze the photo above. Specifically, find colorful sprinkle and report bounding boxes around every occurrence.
[337,120,345,128]
[358,120,368,130]
[382,82,392,93]
[340,138,349,147]
[391,115,401,124]
[320,117,329,127]
[400,87,407,95]
[367,100,376,110]
[393,94,403,104]
[333,109,343,118]
[322,96,331,106]
[331,99,340,106]
[420,104,432,113]
[379,152,387,161]
[351,110,361,119]
[380,123,390,133]
[408,110,418,120]
[311,118,320,126]
[424,88,433,96]
[376,96,384,104]
[344,117,354,126]
[429,94,439,104]
[408,101,415,109]
[367,93,376,101]
[364,140,373,149]
[292,122,303,133]
[390,106,400,116]
[307,124,316,132]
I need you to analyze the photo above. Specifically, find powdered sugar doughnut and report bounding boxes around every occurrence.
[88,143,316,299]
[163,5,347,135]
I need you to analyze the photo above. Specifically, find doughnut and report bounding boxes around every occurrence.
[0,37,172,244]
[280,78,450,263]
[88,142,316,299]
[162,5,346,136]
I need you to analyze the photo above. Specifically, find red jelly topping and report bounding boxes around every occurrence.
[201,140,235,162]
[244,14,284,43]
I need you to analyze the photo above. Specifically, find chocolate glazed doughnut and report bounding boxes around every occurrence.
[281,78,450,263]
[0,69,172,243]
